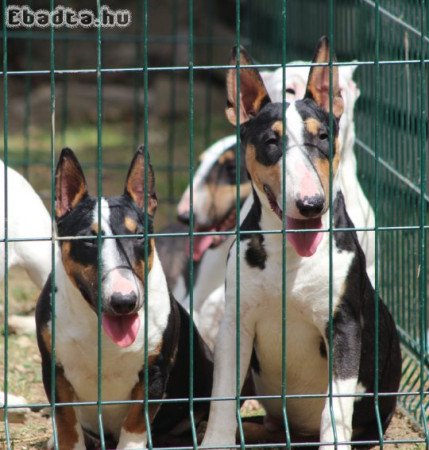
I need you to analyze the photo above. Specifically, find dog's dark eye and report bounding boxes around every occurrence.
[286,88,296,95]
[265,137,278,146]
[319,131,329,141]
[134,231,145,245]
[83,238,97,248]
[80,229,103,248]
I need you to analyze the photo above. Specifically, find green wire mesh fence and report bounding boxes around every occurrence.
[0,0,428,448]
[248,0,429,431]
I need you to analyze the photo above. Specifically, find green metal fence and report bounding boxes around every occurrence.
[1,0,428,448]
[248,0,429,433]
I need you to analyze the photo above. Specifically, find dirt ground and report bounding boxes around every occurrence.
[0,268,426,449]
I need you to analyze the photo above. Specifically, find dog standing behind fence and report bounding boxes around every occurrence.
[0,159,52,289]
[202,37,401,449]
[36,147,213,449]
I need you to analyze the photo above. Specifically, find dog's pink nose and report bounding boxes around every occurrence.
[110,269,135,295]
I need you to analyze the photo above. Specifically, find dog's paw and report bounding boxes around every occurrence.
[116,430,147,449]
[240,399,262,414]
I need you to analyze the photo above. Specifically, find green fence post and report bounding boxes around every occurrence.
[2,0,11,444]
[95,2,106,449]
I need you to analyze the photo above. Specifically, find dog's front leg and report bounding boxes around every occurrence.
[117,380,159,449]
[319,316,361,450]
[48,367,86,450]
[201,293,255,449]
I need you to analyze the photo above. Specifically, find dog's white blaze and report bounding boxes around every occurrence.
[92,199,143,305]
[117,430,147,449]
[280,145,325,221]
[320,377,358,449]
[284,101,305,146]
[278,102,324,220]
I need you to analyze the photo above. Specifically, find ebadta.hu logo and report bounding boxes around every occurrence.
[6,5,131,28]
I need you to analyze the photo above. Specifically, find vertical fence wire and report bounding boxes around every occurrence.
[132,3,143,153]
[327,0,339,446]
[234,1,244,447]
[59,29,69,149]
[187,0,197,446]
[2,0,11,444]
[142,1,153,447]
[373,0,384,445]
[167,0,179,220]
[203,0,214,149]
[280,0,292,446]
[22,0,32,179]
[48,0,59,447]
[95,2,106,449]
[417,0,429,442]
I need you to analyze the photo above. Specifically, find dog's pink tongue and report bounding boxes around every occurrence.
[191,234,214,261]
[286,217,323,257]
[102,314,140,348]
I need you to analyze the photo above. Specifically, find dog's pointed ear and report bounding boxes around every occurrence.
[55,148,88,219]
[125,146,157,215]
[226,45,271,126]
[305,36,344,119]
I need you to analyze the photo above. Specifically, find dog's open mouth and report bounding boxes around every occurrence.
[191,208,237,261]
[102,313,140,348]
[263,184,323,257]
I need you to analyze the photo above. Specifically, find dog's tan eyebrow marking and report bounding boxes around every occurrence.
[91,223,99,234]
[305,118,322,135]
[124,216,137,233]
[272,121,284,136]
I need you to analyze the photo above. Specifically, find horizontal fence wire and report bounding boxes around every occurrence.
[0,0,428,448]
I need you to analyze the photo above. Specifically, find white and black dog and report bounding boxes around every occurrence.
[175,62,375,350]
[36,147,213,449]
[201,37,401,449]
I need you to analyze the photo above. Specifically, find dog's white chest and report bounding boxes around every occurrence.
[54,311,146,439]
[245,236,354,434]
